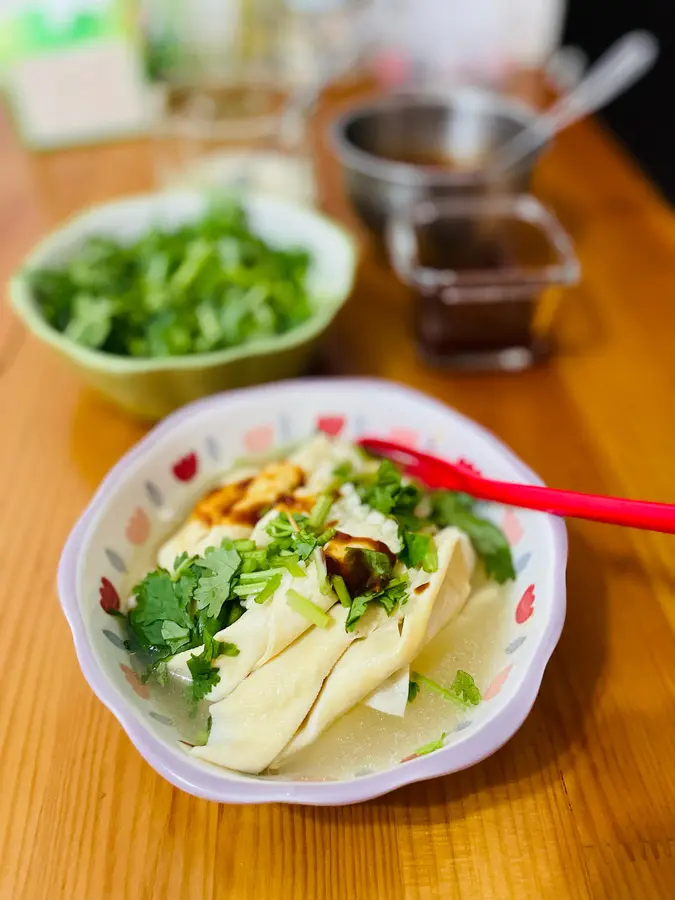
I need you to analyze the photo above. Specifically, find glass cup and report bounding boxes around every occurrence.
[145,0,317,205]
[386,194,580,371]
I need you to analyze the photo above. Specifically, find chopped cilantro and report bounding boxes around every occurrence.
[449,670,482,707]
[194,541,241,618]
[332,460,354,480]
[160,621,191,654]
[413,733,448,757]
[357,459,423,530]
[28,200,314,359]
[186,631,239,703]
[286,589,332,627]
[187,653,222,702]
[331,575,352,608]
[266,512,329,561]
[360,549,393,582]
[345,577,408,631]
[357,459,403,515]
[308,494,333,529]
[407,678,420,703]
[411,670,481,708]
[128,570,191,654]
[125,537,245,700]
[400,531,432,570]
[345,593,370,631]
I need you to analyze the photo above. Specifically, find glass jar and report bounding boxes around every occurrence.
[387,194,580,371]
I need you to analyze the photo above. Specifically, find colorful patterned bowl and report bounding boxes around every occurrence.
[58,378,567,805]
[9,192,357,420]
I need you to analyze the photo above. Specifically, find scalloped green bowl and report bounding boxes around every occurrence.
[9,192,358,420]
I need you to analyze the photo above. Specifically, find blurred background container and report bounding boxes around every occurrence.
[387,194,579,371]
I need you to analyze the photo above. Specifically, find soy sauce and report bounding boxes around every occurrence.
[412,218,547,369]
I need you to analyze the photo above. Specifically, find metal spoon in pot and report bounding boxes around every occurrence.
[490,29,659,175]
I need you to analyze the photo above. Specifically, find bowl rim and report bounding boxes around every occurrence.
[330,87,550,187]
[9,191,358,375]
[57,377,567,805]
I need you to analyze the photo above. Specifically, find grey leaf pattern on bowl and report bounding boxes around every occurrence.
[145,481,164,508]
[105,548,127,573]
[506,636,527,654]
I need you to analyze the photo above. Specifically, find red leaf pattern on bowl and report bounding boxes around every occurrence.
[515,584,535,624]
[120,664,150,699]
[125,507,150,545]
[99,577,120,613]
[244,425,274,454]
[172,452,198,482]
[483,665,513,701]
[317,416,345,436]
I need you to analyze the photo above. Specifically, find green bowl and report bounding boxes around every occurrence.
[9,191,358,420]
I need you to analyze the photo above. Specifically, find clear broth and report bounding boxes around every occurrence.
[272,577,511,780]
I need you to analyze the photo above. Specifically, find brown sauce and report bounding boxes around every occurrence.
[191,479,252,526]
[414,582,430,595]
[324,532,396,596]
[412,219,544,364]
[376,149,475,172]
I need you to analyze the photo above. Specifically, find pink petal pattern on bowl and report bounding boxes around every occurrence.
[125,508,150,545]
[484,665,513,701]
[244,425,274,454]
[502,508,524,546]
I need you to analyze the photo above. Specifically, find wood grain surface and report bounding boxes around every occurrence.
[2,90,675,899]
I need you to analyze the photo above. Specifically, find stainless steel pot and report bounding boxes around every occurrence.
[331,89,551,238]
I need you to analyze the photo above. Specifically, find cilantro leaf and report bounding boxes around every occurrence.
[345,593,371,631]
[128,570,192,654]
[358,459,402,514]
[407,678,420,703]
[186,630,239,702]
[430,491,515,584]
[346,577,408,631]
[358,460,423,529]
[449,670,482,707]
[160,621,191,654]
[411,670,482,708]
[266,513,319,560]
[187,653,222,702]
[360,549,393,581]
[413,732,448,757]
[194,542,241,618]
[400,531,432,569]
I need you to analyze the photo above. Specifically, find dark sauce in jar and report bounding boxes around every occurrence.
[412,217,550,370]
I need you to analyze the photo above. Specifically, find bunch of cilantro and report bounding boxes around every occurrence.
[124,540,246,702]
[28,199,313,358]
[355,459,516,585]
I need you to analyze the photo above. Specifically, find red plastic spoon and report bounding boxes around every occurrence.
[358,437,675,534]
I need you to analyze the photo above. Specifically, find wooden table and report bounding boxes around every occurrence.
[2,98,675,899]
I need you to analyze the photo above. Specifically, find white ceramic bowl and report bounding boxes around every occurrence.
[58,378,567,805]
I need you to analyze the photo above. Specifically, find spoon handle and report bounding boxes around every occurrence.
[454,476,675,534]
[359,438,675,534]
[541,30,659,133]
[494,30,659,172]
